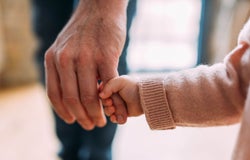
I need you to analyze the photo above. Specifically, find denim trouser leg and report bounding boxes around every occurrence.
[31,0,74,84]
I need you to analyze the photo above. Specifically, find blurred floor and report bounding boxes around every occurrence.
[0,83,59,160]
[0,82,240,160]
[113,114,240,160]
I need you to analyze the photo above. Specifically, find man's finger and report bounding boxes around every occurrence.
[45,50,75,123]
[55,50,95,130]
[77,59,107,127]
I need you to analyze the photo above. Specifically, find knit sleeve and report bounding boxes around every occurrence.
[138,77,175,130]
[139,45,250,130]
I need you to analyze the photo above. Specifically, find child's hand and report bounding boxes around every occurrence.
[99,75,143,123]
[99,82,126,124]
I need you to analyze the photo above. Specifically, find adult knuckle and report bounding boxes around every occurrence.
[89,112,100,119]
[44,48,53,60]
[93,115,102,122]
[81,95,97,106]
[75,56,87,67]
[63,97,79,106]
[44,49,54,65]
[76,116,88,123]
[58,52,70,68]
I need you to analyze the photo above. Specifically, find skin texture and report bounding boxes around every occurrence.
[44,0,128,130]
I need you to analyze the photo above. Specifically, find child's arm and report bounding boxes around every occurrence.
[150,43,249,129]
[100,20,250,130]
[100,43,250,129]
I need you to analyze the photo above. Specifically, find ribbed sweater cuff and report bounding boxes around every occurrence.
[139,78,175,130]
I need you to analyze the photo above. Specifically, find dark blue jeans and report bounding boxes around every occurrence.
[31,0,137,159]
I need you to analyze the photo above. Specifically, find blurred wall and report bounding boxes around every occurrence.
[229,0,250,49]
[0,1,5,75]
[209,0,250,63]
[0,0,38,88]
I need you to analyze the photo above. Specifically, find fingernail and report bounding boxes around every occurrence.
[64,119,74,124]
[64,116,76,124]
[99,92,104,98]
[78,121,94,131]
[110,115,117,123]
[96,119,107,128]
[117,115,124,123]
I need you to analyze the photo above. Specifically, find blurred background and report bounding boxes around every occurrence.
[0,0,249,160]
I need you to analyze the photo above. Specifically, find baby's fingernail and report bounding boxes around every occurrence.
[99,92,104,97]
[117,115,124,124]
[110,115,117,123]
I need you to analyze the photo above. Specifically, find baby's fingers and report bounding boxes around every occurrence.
[110,114,117,123]
[104,105,116,116]
[101,98,115,116]
[99,77,128,124]
[110,93,127,124]
[99,77,122,99]
[101,98,113,106]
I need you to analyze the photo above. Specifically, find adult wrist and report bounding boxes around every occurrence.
[78,0,128,16]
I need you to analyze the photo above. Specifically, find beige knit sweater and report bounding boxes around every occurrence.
[138,20,250,159]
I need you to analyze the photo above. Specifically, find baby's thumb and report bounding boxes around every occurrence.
[99,78,121,99]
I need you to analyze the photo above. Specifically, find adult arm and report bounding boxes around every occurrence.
[44,0,128,130]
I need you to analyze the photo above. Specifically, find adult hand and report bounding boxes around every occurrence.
[44,0,128,130]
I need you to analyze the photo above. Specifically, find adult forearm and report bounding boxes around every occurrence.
[77,0,128,18]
